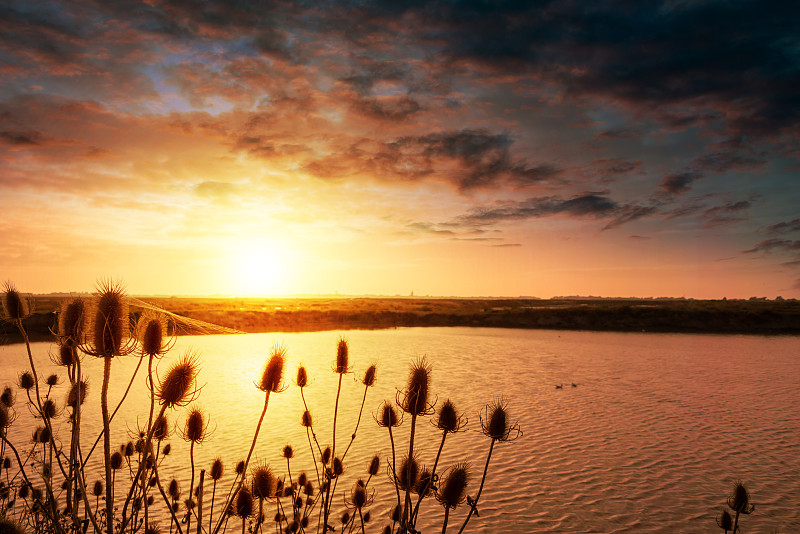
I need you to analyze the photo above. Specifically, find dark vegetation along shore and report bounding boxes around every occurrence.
[3,295,799,344]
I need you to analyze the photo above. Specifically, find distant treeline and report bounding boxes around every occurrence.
[3,297,799,344]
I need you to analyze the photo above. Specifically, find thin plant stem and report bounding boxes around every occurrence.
[101,355,113,534]
[387,425,401,514]
[187,441,196,533]
[403,413,417,528]
[340,384,369,463]
[457,438,495,534]
[324,373,343,530]
[441,507,450,534]
[412,430,447,523]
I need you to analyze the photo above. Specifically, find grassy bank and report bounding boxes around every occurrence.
[3,296,799,344]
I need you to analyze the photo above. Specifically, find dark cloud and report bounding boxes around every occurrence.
[0,130,47,146]
[594,128,640,140]
[700,200,752,229]
[584,158,642,183]
[766,217,800,236]
[660,171,702,195]
[743,239,800,254]
[691,151,766,174]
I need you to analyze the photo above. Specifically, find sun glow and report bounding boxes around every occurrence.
[226,240,293,296]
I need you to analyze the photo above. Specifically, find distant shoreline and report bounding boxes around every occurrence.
[2,296,799,345]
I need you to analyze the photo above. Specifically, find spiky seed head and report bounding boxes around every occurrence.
[321,447,331,465]
[59,298,86,344]
[1,387,13,407]
[124,441,134,456]
[368,455,380,476]
[18,372,34,391]
[304,481,313,496]
[378,402,398,427]
[301,410,312,427]
[66,380,88,408]
[158,351,199,407]
[42,399,56,419]
[152,414,169,440]
[38,426,51,444]
[297,472,307,487]
[333,457,343,476]
[92,481,103,497]
[168,479,180,500]
[236,487,254,518]
[438,464,469,509]
[336,338,348,374]
[139,316,165,357]
[397,456,419,492]
[252,464,275,500]
[363,364,377,387]
[45,374,59,387]
[1,282,29,321]
[352,484,367,509]
[404,358,430,415]
[727,480,754,514]
[259,344,286,393]
[210,458,223,480]
[488,403,507,439]
[341,512,349,525]
[147,495,154,506]
[58,345,77,367]
[144,522,161,534]
[391,504,401,522]
[91,281,129,358]
[110,451,123,470]
[162,443,171,456]
[717,509,733,530]
[185,407,206,443]
[437,399,458,432]
[235,460,245,475]
[296,366,307,388]
[416,469,433,498]
[0,405,9,434]
[3,457,10,469]
[283,445,294,459]
[18,484,29,499]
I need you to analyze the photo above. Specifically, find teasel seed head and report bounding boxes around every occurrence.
[283,445,294,459]
[92,481,103,497]
[727,480,755,514]
[41,399,57,419]
[258,344,286,393]
[481,398,521,442]
[37,426,51,444]
[110,451,123,470]
[137,314,169,358]
[1,282,30,321]
[437,463,469,509]
[2,458,7,470]
[341,512,349,525]
[90,280,130,358]
[124,441,134,457]
[368,455,380,476]
[352,483,367,509]
[304,481,314,496]
[391,504,401,522]
[168,479,180,501]
[18,372,34,391]
[66,380,88,408]
[363,511,371,523]
[402,357,431,416]
[57,344,77,367]
[416,468,433,498]
[235,460,245,475]
[396,455,419,492]
[362,364,377,387]
[1,387,13,407]
[321,446,331,465]
[18,484,29,499]
[183,406,207,443]
[295,366,307,388]
[297,472,307,487]
[333,457,344,476]
[377,401,399,428]
[152,414,169,440]
[301,409,313,428]
[210,458,224,481]
[157,350,200,407]
[59,297,86,345]
[716,509,733,531]
[162,443,171,456]
[0,405,8,435]
[252,463,276,500]
[335,337,349,374]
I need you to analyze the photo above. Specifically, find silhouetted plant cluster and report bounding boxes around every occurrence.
[716,480,755,533]
[0,280,520,533]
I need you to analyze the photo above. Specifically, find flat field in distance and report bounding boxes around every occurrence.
[3,295,799,344]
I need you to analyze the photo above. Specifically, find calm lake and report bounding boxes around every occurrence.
[2,327,799,532]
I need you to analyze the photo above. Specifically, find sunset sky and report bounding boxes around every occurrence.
[1,1,798,298]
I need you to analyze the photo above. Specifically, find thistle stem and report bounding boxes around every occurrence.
[457,438,495,534]
[101,355,113,534]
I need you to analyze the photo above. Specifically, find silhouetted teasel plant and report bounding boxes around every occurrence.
[1,281,521,534]
[715,480,755,533]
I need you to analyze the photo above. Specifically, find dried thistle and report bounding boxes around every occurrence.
[401,357,433,416]
[235,487,253,518]
[152,414,169,440]
[18,371,35,391]
[727,480,755,514]
[182,406,209,443]
[436,464,470,509]
[335,337,349,374]
[137,313,174,358]
[251,463,276,500]
[395,455,419,492]
[87,280,132,358]
[258,344,286,393]
[210,458,224,480]
[1,282,30,321]
[481,398,521,442]
[376,401,399,428]
[58,297,86,345]
[66,380,88,408]
[157,350,200,407]
[362,364,377,387]
[435,399,467,433]
[296,365,308,388]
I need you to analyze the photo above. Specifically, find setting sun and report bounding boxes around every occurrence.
[226,240,292,296]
